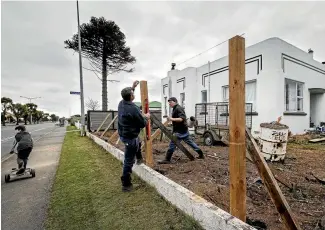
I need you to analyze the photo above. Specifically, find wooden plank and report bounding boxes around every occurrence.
[100,115,118,138]
[151,113,195,161]
[246,128,302,230]
[140,81,154,167]
[223,132,294,190]
[229,35,246,221]
[309,137,325,143]
[115,137,120,145]
[109,130,118,143]
[141,120,169,152]
[96,113,111,132]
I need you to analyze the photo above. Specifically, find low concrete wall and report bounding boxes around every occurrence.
[87,132,256,230]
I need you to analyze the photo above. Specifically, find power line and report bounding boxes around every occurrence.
[177,33,245,66]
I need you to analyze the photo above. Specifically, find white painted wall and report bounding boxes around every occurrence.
[161,37,325,135]
[271,38,325,133]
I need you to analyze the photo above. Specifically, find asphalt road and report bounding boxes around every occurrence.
[1,123,57,159]
[1,126,66,230]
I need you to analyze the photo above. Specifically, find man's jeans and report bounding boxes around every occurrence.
[120,137,141,178]
[168,132,200,153]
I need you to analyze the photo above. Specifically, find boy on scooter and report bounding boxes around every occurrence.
[10,125,33,175]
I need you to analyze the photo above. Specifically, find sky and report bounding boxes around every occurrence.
[1,1,325,117]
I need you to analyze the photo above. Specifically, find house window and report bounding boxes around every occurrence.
[222,86,229,102]
[285,79,304,112]
[201,90,207,103]
[180,93,185,108]
[222,80,257,111]
[163,85,168,95]
[164,97,167,116]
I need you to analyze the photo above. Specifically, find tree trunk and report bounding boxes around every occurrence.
[2,109,7,126]
[102,55,108,111]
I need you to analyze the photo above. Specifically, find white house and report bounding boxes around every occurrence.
[161,37,325,135]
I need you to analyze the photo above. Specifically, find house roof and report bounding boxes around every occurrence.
[134,101,161,108]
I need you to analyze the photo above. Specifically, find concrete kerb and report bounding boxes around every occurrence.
[87,132,256,230]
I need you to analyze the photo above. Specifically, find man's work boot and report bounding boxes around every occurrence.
[196,149,205,159]
[157,150,173,164]
[121,175,133,192]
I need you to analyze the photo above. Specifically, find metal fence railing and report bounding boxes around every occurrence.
[195,102,253,129]
[195,103,217,127]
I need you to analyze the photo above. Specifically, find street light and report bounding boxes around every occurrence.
[76,0,85,136]
[20,96,41,124]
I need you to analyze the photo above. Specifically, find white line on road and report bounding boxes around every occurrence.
[1,127,50,142]
[1,136,15,142]
[1,128,57,163]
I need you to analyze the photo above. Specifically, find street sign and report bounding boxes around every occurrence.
[70,91,80,95]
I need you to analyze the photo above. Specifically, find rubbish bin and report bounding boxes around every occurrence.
[259,123,289,162]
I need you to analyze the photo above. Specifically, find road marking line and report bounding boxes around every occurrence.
[1,127,51,142]
[1,136,15,142]
[1,128,58,163]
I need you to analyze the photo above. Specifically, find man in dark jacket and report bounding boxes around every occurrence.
[118,80,150,192]
[10,125,33,174]
[158,97,204,164]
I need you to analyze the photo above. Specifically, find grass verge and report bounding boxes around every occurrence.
[46,126,202,230]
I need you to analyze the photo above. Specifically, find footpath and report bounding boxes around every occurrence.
[1,126,65,230]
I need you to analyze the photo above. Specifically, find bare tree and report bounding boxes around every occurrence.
[86,98,100,111]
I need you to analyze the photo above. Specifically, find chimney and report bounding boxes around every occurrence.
[171,63,176,70]
[308,48,314,58]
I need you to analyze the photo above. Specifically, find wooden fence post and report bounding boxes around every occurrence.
[229,35,246,221]
[140,81,154,167]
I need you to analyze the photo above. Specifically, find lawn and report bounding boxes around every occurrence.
[46,126,202,230]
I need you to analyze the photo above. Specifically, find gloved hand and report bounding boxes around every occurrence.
[10,150,14,154]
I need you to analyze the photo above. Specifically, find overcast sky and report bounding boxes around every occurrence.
[1,1,325,117]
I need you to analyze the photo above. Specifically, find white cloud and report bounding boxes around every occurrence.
[1,1,325,117]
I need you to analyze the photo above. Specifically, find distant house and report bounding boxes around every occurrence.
[161,37,325,135]
[134,101,162,111]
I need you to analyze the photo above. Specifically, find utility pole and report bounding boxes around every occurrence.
[76,0,85,136]
[20,96,41,124]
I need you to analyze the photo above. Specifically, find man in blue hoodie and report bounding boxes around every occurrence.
[118,80,150,192]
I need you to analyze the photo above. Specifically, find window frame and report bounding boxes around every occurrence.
[180,92,185,108]
[201,90,207,103]
[164,97,168,116]
[222,80,257,111]
[284,78,304,112]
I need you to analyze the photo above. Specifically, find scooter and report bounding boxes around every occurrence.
[4,152,36,183]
